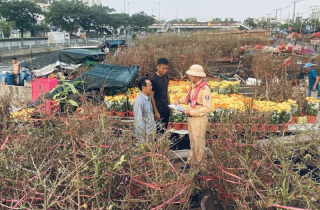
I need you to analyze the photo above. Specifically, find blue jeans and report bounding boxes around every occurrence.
[307,89,318,99]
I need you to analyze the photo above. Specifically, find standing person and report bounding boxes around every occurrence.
[304,62,319,99]
[173,64,212,169]
[12,57,20,85]
[150,57,171,132]
[133,76,157,143]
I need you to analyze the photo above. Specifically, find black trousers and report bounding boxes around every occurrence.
[158,109,170,134]
[13,74,20,86]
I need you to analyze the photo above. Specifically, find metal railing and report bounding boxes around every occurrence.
[0,37,108,50]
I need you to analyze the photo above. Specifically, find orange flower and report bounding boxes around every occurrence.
[182,87,189,93]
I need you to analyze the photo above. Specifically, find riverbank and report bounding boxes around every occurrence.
[0,45,64,62]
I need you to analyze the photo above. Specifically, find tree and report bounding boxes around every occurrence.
[131,12,155,34]
[244,17,257,28]
[78,5,114,38]
[257,19,269,29]
[0,20,15,38]
[46,0,84,37]
[29,23,49,37]
[213,18,222,24]
[0,0,42,42]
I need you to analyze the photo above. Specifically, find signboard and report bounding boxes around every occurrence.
[310,39,320,44]
[47,32,65,44]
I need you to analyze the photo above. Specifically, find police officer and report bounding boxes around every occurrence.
[174,64,212,169]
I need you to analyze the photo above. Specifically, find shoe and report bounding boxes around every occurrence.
[181,164,190,169]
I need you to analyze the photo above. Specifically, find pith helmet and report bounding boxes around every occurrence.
[186,64,206,77]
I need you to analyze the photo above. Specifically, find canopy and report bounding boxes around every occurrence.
[20,49,105,76]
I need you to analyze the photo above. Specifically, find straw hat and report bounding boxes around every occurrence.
[185,64,206,77]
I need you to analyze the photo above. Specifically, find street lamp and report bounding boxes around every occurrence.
[185,13,189,21]
[124,0,126,13]
[154,2,160,22]
[127,2,133,15]
[174,9,178,20]
[166,13,170,22]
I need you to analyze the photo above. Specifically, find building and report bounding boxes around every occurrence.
[43,0,101,7]
[80,0,101,7]
[310,6,320,21]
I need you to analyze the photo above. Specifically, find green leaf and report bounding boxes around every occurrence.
[50,84,62,93]
[64,83,78,94]
[67,99,79,107]
[53,92,62,100]
[113,155,126,169]
[71,81,85,86]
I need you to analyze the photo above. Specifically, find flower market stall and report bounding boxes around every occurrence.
[103,79,320,134]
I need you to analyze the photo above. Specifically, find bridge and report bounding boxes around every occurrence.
[149,22,251,32]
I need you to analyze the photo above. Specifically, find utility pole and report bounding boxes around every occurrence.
[292,0,297,23]
[274,9,281,31]
[266,13,272,31]
[292,0,306,23]
[154,2,160,22]
[127,2,133,15]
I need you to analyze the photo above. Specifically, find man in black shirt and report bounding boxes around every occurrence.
[150,57,171,133]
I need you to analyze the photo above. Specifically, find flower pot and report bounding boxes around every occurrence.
[127,111,134,117]
[296,116,307,124]
[251,125,257,132]
[258,124,268,133]
[167,122,173,129]
[104,110,115,116]
[182,123,188,130]
[307,115,317,124]
[278,123,288,132]
[116,112,126,117]
[269,125,278,133]
[173,123,182,130]
[288,116,296,124]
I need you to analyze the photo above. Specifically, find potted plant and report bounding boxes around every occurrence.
[288,100,298,124]
[104,98,116,116]
[171,109,184,130]
[127,101,134,117]
[181,113,188,130]
[269,111,279,132]
[115,98,127,117]
[167,114,173,129]
[306,97,319,124]
[278,110,291,132]
[49,76,82,112]
[295,95,307,124]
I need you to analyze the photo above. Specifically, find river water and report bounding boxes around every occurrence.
[0,55,41,72]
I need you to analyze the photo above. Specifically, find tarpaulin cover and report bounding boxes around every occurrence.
[106,40,126,48]
[31,78,58,101]
[20,49,105,70]
[47,63,139,98]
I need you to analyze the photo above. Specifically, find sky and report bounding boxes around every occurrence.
[102,0,320,22]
